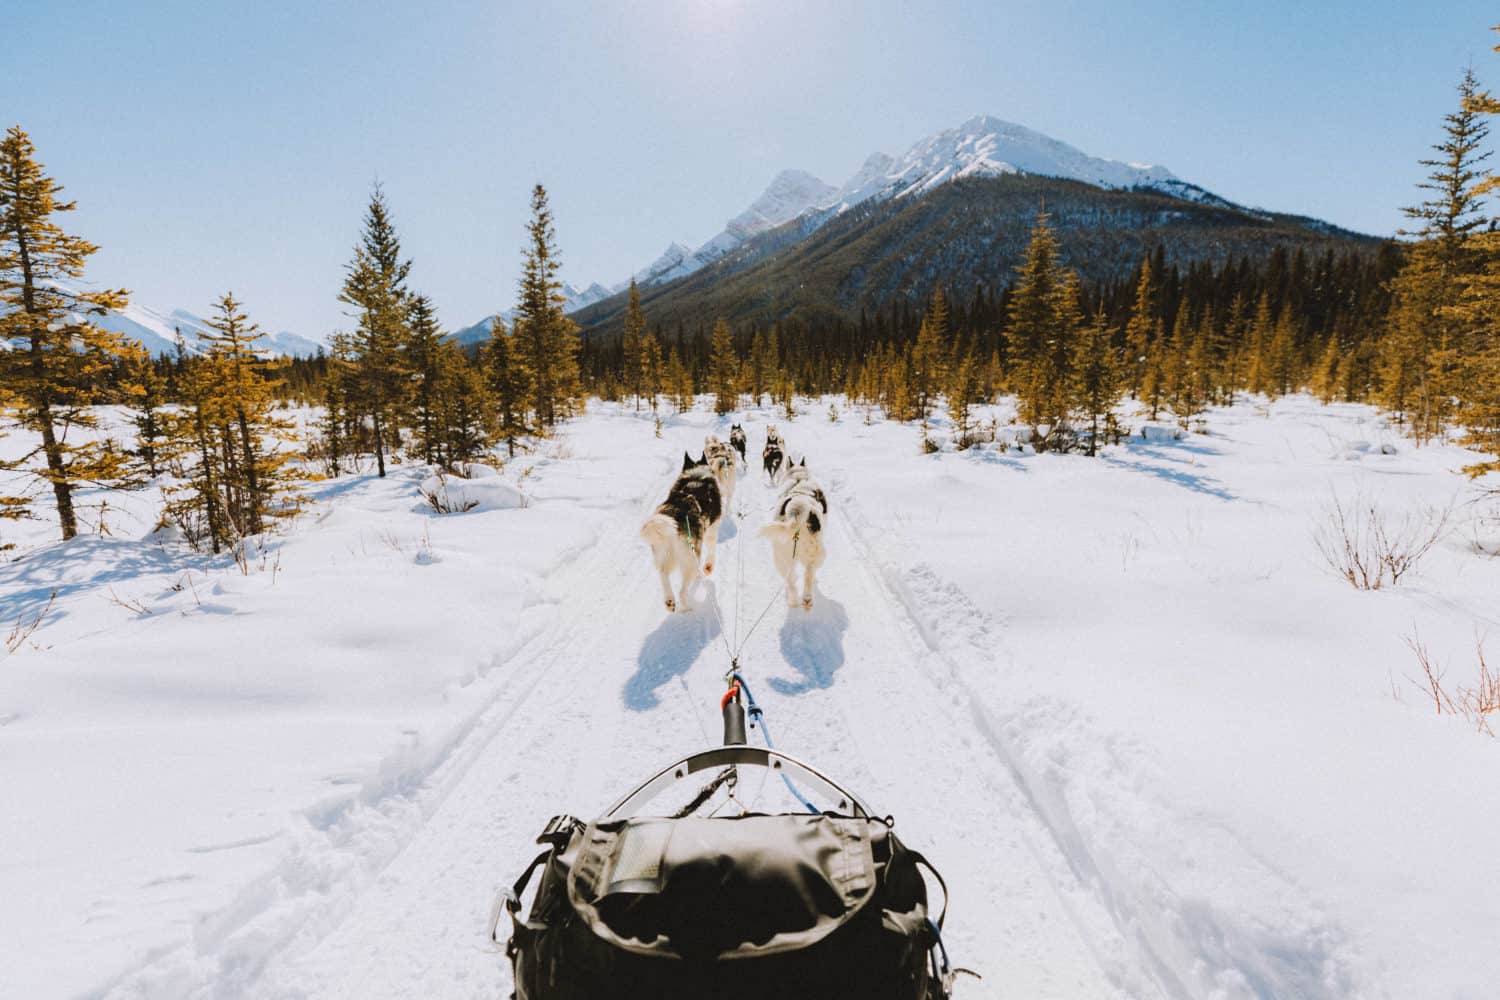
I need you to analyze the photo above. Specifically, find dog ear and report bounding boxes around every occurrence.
[800,457,806,467]
[682,451,694,471]
[698,452,707,465]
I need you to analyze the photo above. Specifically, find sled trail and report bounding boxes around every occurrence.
[198,423,1174,1000]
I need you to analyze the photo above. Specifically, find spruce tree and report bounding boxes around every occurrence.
[1006,213,1078,444]
[708,318,739,414]
[513,184,580,427]
[622,278,646,410]
[128,351,169,478]
[485,317,526,457]
[338,183,413,477]
[1380,69,1491,440]
[1070,308,1123,456]
[1123,259,1160,399]
[405,293,445,465]
[641,329,663,413]
[0,125,138,539]
[910,289,949,425]
[196,293,291,537]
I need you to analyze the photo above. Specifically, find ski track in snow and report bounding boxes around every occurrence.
[49,403,1473,999]
[93,420,1145,1000]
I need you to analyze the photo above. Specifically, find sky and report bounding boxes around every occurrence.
[6,0,1499,340]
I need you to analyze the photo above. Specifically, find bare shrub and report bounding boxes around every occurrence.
[420,473,479,514]
[1406,629,1500,736]
[7,590,55,654]
[1314,491,1450,590]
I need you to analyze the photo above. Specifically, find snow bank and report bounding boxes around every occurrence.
[417,469,523,513]
[1138,421,1186,442]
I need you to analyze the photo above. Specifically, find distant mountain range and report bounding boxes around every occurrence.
[559,114,1379,337]
[70,113,1380,356]
[457,113,1372,342]
[91,298,325,358]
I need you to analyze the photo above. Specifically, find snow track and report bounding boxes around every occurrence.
[14,399,1498,998]
[118,425,1139,1000]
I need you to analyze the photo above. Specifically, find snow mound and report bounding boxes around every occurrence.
[417,472,522,513]
[1139,422,1187,442]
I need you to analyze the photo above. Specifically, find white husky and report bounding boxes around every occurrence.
[704,434,738,509]
[760,458,828,610]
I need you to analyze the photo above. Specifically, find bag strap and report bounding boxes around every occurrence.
[493,847,552,950]
[905,849,949,930]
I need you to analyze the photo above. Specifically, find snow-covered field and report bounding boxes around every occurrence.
[3,395,1499,999]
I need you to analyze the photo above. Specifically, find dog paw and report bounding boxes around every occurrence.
[802,596,814,611]
[664,597,676,612]
[703,562,714,575]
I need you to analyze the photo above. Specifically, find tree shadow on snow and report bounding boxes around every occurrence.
[625,594,723,712]
[769,593,849,696]
[1101,449,1237,501]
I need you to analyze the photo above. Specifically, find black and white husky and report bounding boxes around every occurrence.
[763,425,785,484]
[729,424,747,468]
[760,458,827,610]
[640,452,724,612]
[704,434,738,508]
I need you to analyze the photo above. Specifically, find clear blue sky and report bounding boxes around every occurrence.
[7,0,1498,338]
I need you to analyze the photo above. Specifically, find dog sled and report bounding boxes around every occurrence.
[494,678,962,999]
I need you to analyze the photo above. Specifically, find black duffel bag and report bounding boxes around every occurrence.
[495,751,953,1000]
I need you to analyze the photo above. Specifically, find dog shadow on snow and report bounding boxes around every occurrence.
[625,591,724,712]
[768,594,849,697]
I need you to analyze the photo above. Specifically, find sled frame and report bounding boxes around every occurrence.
[606,746,873,819]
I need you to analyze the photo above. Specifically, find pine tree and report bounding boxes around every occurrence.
[708,318,739,414]
[946,350,982,447]
[1123,259,1160,399]
[0,125,138,539]
[1070,308,1123,456]
[195,293,292,537]
[622,278,646,410]
[909,288,949,425]
[128,351,169,478]
[1442,35,1500,469]
[435,341,490,465]
[513,184,580,427]
[666,346,692,414]
[1381,69,1491,441]
[1006,213,1078,444]
[641,329,664,413]
[485,317,526,457]
[338,183,413,477]
[405,293,445,465]
[167,337,229,552]
[1311,334,1343,404]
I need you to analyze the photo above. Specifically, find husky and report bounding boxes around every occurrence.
[763,425,785,484]
[729,424,747,468]
[640,452,724,612]
[760,458,828,610]
[704,434,738,509]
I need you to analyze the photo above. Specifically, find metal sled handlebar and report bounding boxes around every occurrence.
[606,746,873,819]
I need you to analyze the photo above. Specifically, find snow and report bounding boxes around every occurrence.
[417,468,524,513]
[2,395,1499,998]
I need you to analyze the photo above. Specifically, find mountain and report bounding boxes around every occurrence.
[447,280,619,348]
[607,115,1236,295]
[572,171,1380,337]
[71,294,326,358]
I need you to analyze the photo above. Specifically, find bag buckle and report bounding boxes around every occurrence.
[537,813,579,848]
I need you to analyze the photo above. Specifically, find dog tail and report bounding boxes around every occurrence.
[640,513,678,549]
[758,519,796,543]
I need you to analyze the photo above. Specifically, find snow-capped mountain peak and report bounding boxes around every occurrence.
[612,114,1224,293]
[725,169,838,241]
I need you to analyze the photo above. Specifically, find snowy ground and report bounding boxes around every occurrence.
[2,395,1499,999]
